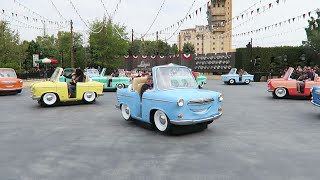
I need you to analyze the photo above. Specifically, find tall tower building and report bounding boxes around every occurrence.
[207,0,232,53]
[177,0,233,54]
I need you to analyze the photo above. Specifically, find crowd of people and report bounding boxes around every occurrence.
[282,65,320,93]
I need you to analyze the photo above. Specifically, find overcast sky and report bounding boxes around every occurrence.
[0,0,319,48]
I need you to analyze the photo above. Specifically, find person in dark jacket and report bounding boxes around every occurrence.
[140,76,153,97]
[68,68,84,97]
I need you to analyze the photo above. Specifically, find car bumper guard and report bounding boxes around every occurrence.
[170,112,222,125]
[31,95,41,100]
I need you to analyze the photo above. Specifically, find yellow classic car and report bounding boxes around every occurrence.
[31,67,104,106]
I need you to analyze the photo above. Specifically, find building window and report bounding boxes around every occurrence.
[197,38,199,40]
[213,48,215,50]
[221,48,224,51]
[221,42,224,45]
[218,4,220,7]
[213,4,215,7]
[184,38,186,41]
[222,4,224,7]
[213,42,215,45]
[197,43,199,45]
[197,48,199,51]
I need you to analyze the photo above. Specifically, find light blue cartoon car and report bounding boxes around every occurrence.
[221,68,254,85]
[116,64,223,133]
[311,86,320,107]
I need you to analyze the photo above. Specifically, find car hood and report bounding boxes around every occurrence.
[268,78,284,82]
[87,74,100,78]
[31,81,56,88]
[149,88,221,102]
[0,77,22,82]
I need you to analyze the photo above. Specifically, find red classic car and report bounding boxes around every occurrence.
[268,67,320,98]
[0,68,23,94]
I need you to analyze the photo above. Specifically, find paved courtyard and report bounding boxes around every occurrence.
[1,80,320,180]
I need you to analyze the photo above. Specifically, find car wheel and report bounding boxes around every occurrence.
[199,82,205,89]
[41,93,58,106]
[154,110,171,133]
[83,92,96,103]
[229,79,235,85]
[244,79,250,84]
[274,87,287,98]
[117,83,124,89]
[121,104,132,121]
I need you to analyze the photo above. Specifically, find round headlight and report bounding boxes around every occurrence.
[218,94,223,102]
[177,99,184,107]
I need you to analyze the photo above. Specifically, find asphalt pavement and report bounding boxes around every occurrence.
[1,80,320,180]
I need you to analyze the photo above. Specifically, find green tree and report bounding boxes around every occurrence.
[171,44,179,54]
[0,21,27,72]
[304,10,320,65]
[57,31,85,68]
[35,35,58,59]
[89,19,129,69]
[182,42,195,54]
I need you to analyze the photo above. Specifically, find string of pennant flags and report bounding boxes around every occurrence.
[176,9,318,44]
[0,11,65,31]
[0,8,67,27]
[145,0,287,38]
[233,26,306,44]
[156,0,288,41]
[12,0,68,26]
[232,9,318,38]
[112,0,122,18]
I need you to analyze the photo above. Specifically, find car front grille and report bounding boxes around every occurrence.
[188,98,214,105]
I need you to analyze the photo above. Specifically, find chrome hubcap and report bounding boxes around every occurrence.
[46,95,53,101]
[160,115,166,125]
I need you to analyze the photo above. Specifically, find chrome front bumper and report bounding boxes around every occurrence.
[170,112,222,125]
[268,89,273,92]
[97,93,104,97]
[311,100,320,107]
[31,95,41,100]
[0,88,22,91]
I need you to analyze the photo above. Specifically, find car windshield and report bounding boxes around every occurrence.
[63,69,74,77]
[50,68,61,82]
[228,68,237,74]
[156,67,198,90]
[283,67,294,79]
[0,69,17,78]
[86,69,100,75]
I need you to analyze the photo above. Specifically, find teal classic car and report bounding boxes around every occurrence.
[116,64,223,134]
[86,68,131,91]
[59,68,75,83]
[194,72,207,88]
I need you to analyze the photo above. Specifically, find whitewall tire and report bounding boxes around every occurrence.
[83,92,96,103]
[229,79,235,85]
[154,110,171,132]
[274,87,287,98]
[117,84,124,89]
[199,82,205,89]
[244,79,250,84]
[121,104,132,121]
[41,93,57,106]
